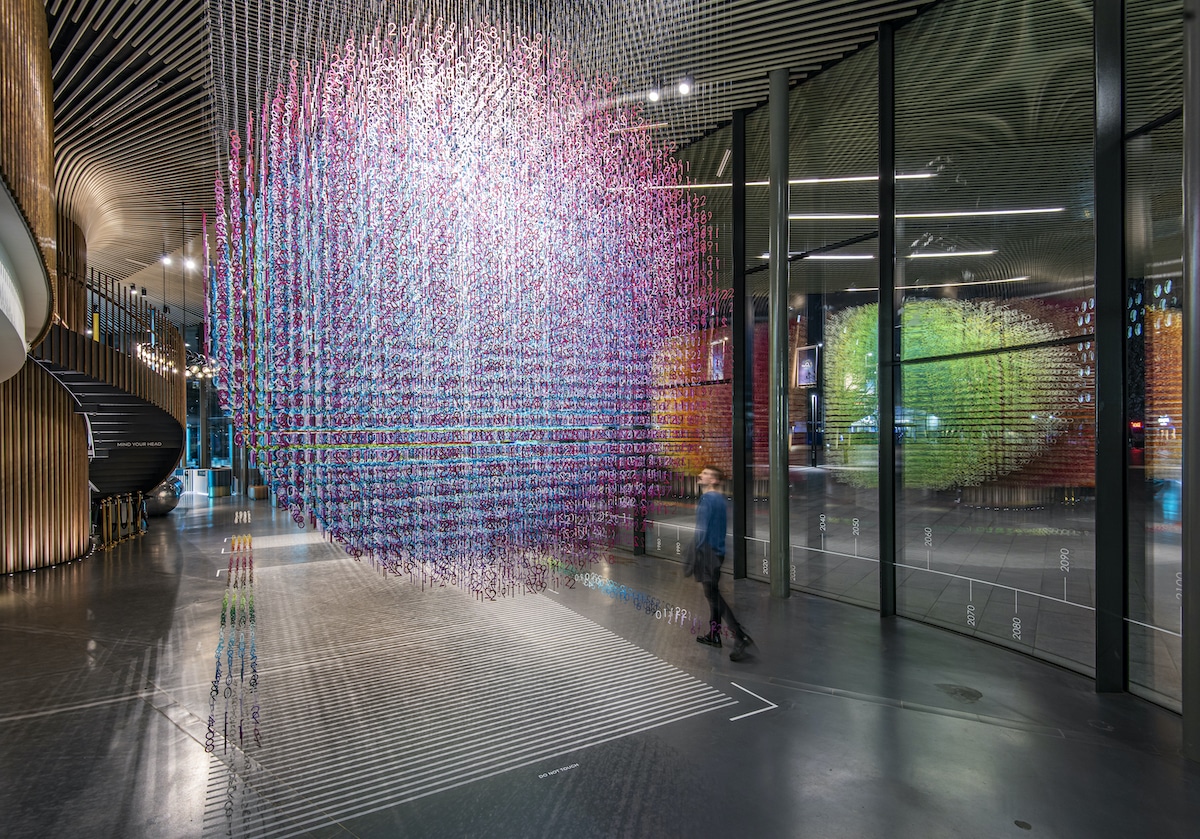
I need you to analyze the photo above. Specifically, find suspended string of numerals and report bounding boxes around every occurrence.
[210,20,723,594]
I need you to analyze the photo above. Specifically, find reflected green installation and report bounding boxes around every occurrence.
[825,299,1082,490]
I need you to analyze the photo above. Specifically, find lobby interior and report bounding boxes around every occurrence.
[2,496,1198,838]
[2,0,1200,837]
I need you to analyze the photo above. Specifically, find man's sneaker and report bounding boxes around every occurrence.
[696,633,721,647]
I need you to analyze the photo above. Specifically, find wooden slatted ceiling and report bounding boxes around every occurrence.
[47,0,215,324]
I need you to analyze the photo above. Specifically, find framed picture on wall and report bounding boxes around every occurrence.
[709,339,727,381]
[795,344,819,387]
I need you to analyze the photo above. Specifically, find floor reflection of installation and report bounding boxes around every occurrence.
[207,533,262,837]
[201,548,733,838]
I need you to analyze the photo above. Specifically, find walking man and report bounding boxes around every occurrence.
[689,466,754,661]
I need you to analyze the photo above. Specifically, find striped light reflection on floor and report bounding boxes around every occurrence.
[203,566,732,838]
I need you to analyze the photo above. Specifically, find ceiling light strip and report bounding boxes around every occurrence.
[907,250,997,258]
[790,208,1065,220]
[651,172,935,190]
[840,276,1032,292]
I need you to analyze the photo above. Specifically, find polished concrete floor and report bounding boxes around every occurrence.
[1,496,1198,838]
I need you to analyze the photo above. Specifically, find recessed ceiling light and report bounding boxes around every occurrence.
[840,275,1032,292]
[900,275,1030,290]
[903,207,1064,219]
[647,89,661,102]
[647,172,939,190]
[789,213,878,220]
[678,77,693,95]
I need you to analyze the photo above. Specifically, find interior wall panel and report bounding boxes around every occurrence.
[0,359,90,573]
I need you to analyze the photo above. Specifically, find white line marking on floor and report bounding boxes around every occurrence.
[729,682,779,721]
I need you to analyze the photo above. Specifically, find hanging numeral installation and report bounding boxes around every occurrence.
[210,20,725,596]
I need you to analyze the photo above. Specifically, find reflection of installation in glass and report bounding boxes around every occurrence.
[651,327,734,482]
[823,300,1079,489]
[209,22,721,594]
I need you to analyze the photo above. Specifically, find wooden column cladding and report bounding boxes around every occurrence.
[56,214,87,332]
[0,0,87,571]
[0,361,90,573]
[0,0,56,340]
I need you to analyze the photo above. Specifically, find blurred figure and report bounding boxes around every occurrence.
[687,466,754,661]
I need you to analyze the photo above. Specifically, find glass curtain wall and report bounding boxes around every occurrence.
[742,67,883,604]
[640,127,735,560]
[650,0,1184,710]
[781,46,881,607]
[743,107,772,575]
[184,324,235,471]
[185,377,234,468]
[892,0,1098,672]
[1125,0,1184,710]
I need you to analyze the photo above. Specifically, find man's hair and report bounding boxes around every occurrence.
[701,465,724,482]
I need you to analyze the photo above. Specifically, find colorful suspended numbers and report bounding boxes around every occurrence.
[210,21,723,595]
